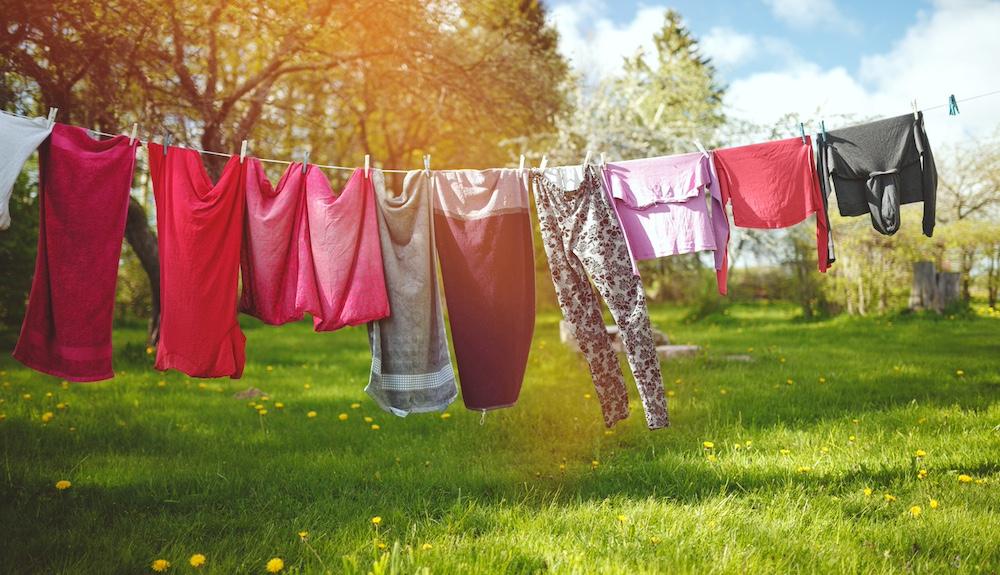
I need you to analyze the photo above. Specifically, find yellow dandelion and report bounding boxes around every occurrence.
[955,369,964,376]
[151,559,170,572]
[591,460,600,469]
[702,441,715,449]
[786,378,794,385]
[818,376,826,383]
[440,412,452,419]
[275,402,284,410]
[733,443,742,450]
[604,430,614,436]
[666,390,676,397]
[197,382,207,390]
[254,404,264,411]
[745,440,753,448]
[863,487,873,496]
[371,424,380,430]
[338,413,348,421]
[779,449,791,456]
[975,478,987,485]
[650,536,661,544]
[41,411,54,423]
[720,389,728,395]
[364,416,374,423]
[55,480,72,490]
[909,505,922,518]
[371,516,382,526]
[616,514,627,523]
[60,381,69,389]
[929,499,939,509]
[918,469,928,480]
[189,554,206,568]
[797,466,811,474]
[307,411,317,418]
[779,357,785,363]
[298,531,309,541]
[421,543,433,551]
[914,449,927,458]
[376,542,387,550]
[884,494,896,503]
[45,392,53,398]
[55,402,66,410]
[157,380,167,388]
[265,557,284,573]
[350,402,361,409]
[260,396,270,402]
[583,393,592,399]
[303,383,311,390]
[674,378,682,384]
[849,435,856,442]
[22,394,31,401]
[958,474,973,483]
[0,414,6,422]
[820,447,829,454]
[852,418,859,424]
[266,365,274,372]
[259,409,268,416]
[706,454,718,462]
[146,346,154,355]
[559,464,566,472]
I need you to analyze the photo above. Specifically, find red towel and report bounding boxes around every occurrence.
[432,169,535,411]
[240,161,389,330]
[714,136,830,272]
[148,144,246,378]
[13,125,136,381]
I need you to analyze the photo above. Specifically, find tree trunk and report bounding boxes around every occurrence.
[124,197,160,345]
[934,272,961,312]
[909,261,936,311]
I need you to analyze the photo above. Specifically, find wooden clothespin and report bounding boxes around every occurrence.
[240,140,248,163]
[301,150,310,175]
[364,154,370,178]
[518,154,525,173]
[600,152,606,167]
[423,154,431,173]
[46,108,58,128]
[162,132,171,156]
[539,155,548,172]
[129,123,138,146]
[911,99,919,120]
[583,149,592,167]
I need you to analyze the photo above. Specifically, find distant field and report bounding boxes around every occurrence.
[1,304,998,574]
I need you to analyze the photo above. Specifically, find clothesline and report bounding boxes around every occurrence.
[3,88,1000,174]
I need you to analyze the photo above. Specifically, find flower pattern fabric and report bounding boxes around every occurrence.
[531,165,668,429]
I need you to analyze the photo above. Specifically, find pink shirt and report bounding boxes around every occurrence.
[604,152,730,294]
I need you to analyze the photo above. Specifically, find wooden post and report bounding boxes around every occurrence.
[909,261,937,311]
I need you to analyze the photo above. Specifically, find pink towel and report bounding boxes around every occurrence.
[433,169,535,411]
[13,125,136,381]
[148,144,246,379]
[240,162,389,330]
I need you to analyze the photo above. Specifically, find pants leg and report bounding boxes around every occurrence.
[533,168,668,429]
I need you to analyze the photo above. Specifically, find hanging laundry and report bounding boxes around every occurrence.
[603,152,731,294]
[240,161,389,329]
[816,112,936,237]
[532,165,668,430]
[366,170,457,416]
[0,112,54,230]
[148,144,246,378]
[714,136,832,271]
[12,125,136,381]
[432,169,535,412]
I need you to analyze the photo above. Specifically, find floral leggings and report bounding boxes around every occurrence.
[532,165,668,429]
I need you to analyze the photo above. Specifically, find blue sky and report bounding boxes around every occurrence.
[546,0,1000,145]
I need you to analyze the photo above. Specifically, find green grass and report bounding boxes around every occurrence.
[1,304,998,574]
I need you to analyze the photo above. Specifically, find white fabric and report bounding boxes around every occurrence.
[0,112,53,230]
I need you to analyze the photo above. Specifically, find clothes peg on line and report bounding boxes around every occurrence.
[948,94,960,116]
[364,154,370,178]
[799,122,806,144]
[519,154,525,173]
[820,121,827,143]
[693,139,708,156]
[129,123,138,146]
[162,132,171,156]
[301,150,310,174]
[539,155,548,171]
[583,149,592,167]
[46,108,58,128]
[424,154,431,173]
[240,140,248,163]
[911,99,919,120]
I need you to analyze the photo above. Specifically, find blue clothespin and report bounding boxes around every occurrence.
[799,122,806,144]
[301,150,310,174]
[820,121,827,143]
[948,94,960,116]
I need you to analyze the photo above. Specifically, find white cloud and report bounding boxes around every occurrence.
[763,0,857,31]
[701,27,757,68]
[548,1,670,81]
[725,0,1000,146]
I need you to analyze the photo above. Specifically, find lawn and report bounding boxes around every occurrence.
[0,304,998,574]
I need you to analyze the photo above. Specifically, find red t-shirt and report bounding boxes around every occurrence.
[714,136,830,272]
[148,144,246,378]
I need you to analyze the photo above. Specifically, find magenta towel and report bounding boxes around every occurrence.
[240,162,389,330]
[432,169,535,411]
[13,124,136,381]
